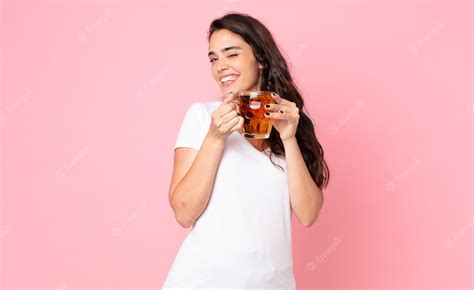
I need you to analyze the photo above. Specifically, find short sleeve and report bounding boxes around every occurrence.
[174,103,208,151]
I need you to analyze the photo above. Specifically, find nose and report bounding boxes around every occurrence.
[216,59,229,73]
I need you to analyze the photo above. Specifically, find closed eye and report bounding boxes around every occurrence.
[209,54,238,63]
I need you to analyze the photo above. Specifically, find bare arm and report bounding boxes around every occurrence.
[168,92,243,228]
[263,92,324,228]
[169,136,225,228]
[283,137,324,227]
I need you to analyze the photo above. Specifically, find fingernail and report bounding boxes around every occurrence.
[265,112,270,116]
[279,110,284,114]
[271,92,276,96]
[265,104,270,108]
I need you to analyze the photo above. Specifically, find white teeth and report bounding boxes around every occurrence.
[221,75,238,83]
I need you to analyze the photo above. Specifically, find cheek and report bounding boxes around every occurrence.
[241,58,259,79]
[211,66,219,80]
[242,64,259,81]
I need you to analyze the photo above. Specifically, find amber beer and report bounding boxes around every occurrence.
[239,91,277,139]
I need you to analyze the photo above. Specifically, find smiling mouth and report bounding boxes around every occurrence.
[220,74,239,87]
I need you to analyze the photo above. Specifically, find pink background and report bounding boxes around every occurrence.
[1,0,472,289]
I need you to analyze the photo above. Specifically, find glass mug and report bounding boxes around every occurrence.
[238,91,277,139]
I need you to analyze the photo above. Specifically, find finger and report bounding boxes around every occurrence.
[216,91,239,115]
[222,90,238,105]
[221,115,240,132]
[231,100,241,114]
[270,92,283,104]
[215,102,238,117]
[264,110,297,121]
[264,103,291,112]
[270,92,295,107]
[229,116,244,132]
[218,110,239,128]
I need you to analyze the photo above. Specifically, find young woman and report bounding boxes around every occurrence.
[163,13,330,289]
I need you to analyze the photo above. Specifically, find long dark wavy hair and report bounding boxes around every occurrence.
[208,13,330,190]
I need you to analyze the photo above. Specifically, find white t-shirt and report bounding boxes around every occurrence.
[162,100,296,289]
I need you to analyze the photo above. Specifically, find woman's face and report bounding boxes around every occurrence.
[208,29,262,96]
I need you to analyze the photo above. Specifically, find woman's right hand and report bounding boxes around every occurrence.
[207,91,244,142]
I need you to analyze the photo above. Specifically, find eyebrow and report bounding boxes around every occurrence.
[208,46,242,57]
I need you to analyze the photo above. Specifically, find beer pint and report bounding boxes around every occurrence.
[239,91,276,139]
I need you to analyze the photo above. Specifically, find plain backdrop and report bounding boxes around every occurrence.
[1,0,472,289]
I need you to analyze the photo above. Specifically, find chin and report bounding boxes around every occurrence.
[220,85,238,95]
[218,81,254,95]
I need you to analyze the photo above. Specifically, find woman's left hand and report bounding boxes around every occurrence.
[264,92,300,142]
